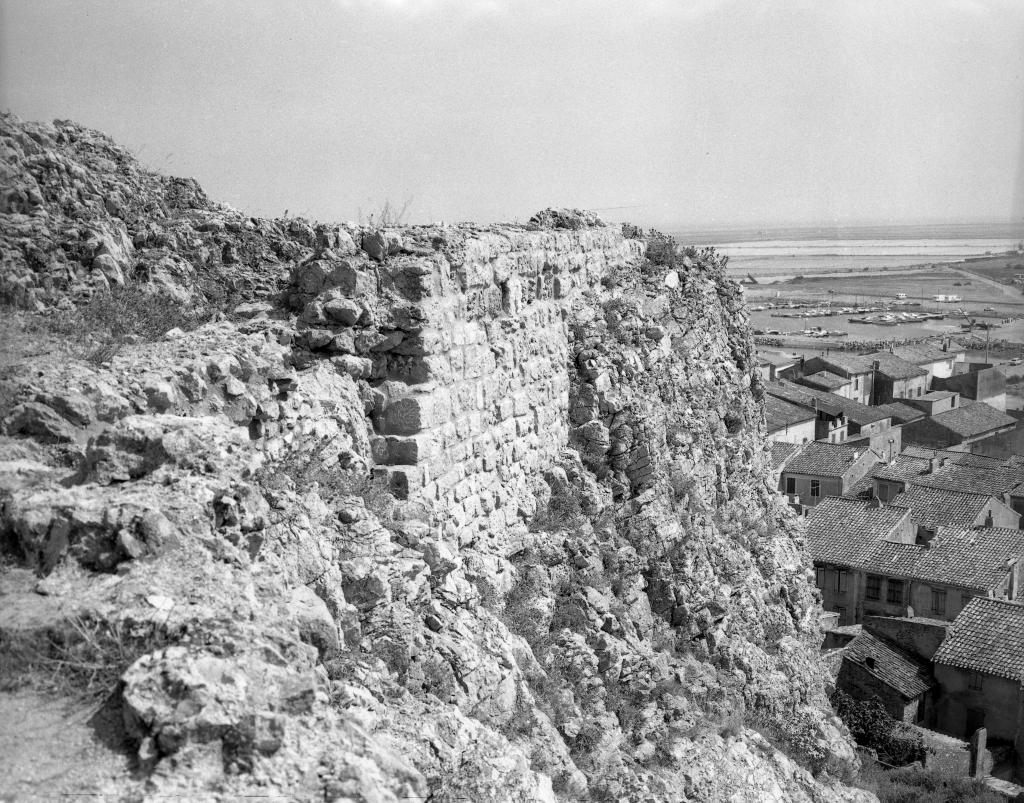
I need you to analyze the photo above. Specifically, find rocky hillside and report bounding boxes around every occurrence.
[0,113,873,801]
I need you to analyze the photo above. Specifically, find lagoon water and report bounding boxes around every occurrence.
[670,223,1023,278]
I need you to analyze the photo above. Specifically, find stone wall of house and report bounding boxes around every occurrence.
[862,616,948,660]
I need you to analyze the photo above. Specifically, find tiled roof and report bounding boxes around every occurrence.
[782,442,868,478]
[765,395,815,433]
[889,485,994,529]
[812,353,877,376]
[862,352,929,381]
[925,402,1016,439]
[876,402,926,424]
[806,497,913,566]
[901,447,1005,470]
[809,501,1024,592]
[844,473,878,500]
[801,371,851,390]
[911,526,1024,590]
[892,343,965,366]
[768,380,890,426]
[843,631,935,698]
[933,598,1024,681]
[874,455,1024,497]
[912,463,1024,497]
[873,455,932,484]
[770,441,802,470]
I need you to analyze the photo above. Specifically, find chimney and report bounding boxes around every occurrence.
[943,339,949,352]
[925,458,936,474]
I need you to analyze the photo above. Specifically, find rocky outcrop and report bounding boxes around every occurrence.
[0,114,872,801]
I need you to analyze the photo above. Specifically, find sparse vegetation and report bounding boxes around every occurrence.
[0,615,168,702]
[852,760,1004,803]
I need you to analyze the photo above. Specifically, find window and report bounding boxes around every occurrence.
[854,376,859,390]
[810,479,821,498]
[887,580,904,605]
[837,570,848,594]
[865,575,881,601]
[932,588,947,615]
[786,477,796,495]
[917,387,923,397]
[951,397,957,407]
[815,567,826,589]
[968,671,983,691]
[836,606,847,623]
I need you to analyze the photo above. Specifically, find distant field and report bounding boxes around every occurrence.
[956,253,1024,284]
[745,268,1023,308]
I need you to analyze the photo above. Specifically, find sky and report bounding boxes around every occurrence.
[1,0,1023,231]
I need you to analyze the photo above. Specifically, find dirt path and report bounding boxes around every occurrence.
[0,690,138,801]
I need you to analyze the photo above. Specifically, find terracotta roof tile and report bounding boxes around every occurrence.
[892,343,965,366]
[782,442,868,478]
[770,441,802,470]
[889,486,993,529]
[807,501,1024,592]
[768,380,890,426]
[876,402,926,424]
[843,631,935,698]
[801,371,851,391]
[861,352,929,381]
[924,402,1016,439]
[933,598,1024,681]
[764,395,815,433]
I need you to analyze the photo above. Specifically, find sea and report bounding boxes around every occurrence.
[669,222,1024,279]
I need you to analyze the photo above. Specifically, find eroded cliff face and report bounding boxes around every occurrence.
[0,113,872,801]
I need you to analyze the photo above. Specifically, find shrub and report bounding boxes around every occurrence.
[69,285,212,363]
[529,484,583,532]
[833,691,925,766]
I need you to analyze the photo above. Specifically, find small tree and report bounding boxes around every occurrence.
[833,691,925,766]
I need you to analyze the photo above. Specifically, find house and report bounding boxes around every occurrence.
[755,350,800,382]
[876,401,927,426]
[769,441,804,488]
[779,442,880,507]
[932,598,1024,755]
[900,390,961,417]
[799,370,854,399]
[933,365,1008,412]
[766,380,896,454]
[902,401,1017,451]
[871,452,1024,517]
[836,630,936,723]
[764,382,850,443]
[889,485,1020,531]
[861,351,930,403]
[808,497,916,624]
[808,497,1024,625]
[803,353,877,406]
[892,342,966,383]
[764,395,817,444]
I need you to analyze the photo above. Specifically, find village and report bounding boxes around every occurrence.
[763,338,1024,793]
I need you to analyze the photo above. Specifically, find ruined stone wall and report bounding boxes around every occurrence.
[290,225,643,546]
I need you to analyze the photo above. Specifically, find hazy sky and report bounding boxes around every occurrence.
[2,0,1023,230]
